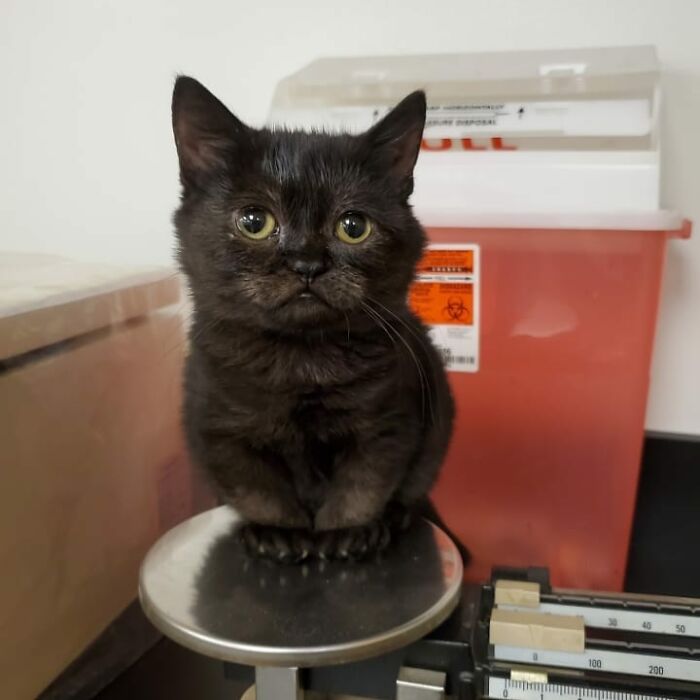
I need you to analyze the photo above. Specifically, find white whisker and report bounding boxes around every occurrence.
[361,301,433,425]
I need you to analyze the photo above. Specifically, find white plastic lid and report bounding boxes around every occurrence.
[268,47,664,221]
[271,46,658,108]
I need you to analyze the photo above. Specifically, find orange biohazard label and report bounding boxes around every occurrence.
[410,282,474,326]
[415,248,475,276]
[409,245,480,373]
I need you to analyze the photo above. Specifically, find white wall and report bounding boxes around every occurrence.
[1,0,698,434]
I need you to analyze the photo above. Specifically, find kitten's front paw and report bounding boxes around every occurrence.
[315,520,391,561]
[239,523,314,564]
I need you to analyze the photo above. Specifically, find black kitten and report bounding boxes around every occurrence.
[172,76,455,562]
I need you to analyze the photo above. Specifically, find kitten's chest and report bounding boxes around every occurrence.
[291,387,355,444]
[231,329,391,391]
[207,332,395,441]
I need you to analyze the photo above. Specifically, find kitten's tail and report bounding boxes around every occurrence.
[414,498,471,566]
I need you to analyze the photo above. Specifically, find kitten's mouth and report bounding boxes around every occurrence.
[295,290,330,309]
[275,287,331,312]
[291,286,329,306]
[266,284,353,330]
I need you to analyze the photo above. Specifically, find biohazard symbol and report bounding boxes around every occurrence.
[444,297,468,321]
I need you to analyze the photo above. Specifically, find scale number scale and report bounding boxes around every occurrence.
[498,602,700,638]
[493,645,700,684]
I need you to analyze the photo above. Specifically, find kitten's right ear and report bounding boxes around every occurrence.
[172,76,248,190]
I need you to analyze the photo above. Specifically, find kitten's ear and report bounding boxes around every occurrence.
[364,90,426,196]
[172,76,249,190]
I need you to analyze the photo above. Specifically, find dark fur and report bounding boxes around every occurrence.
[172,76,456,561]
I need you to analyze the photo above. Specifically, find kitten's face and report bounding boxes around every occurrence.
[172,77,426,332]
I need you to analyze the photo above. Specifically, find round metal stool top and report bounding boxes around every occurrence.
[139,506,462,667]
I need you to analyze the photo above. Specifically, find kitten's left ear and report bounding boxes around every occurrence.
[364,90,426,196]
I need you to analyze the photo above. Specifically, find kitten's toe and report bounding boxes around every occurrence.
[239,523,264,554]
[314,531,336,561]
[384,502,413,532]
[270,530,296,563]
[286,529,314,563]
[239,523,278,558]
[357,519,391,556]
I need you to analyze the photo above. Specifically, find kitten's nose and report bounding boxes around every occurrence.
[288,258,327,283]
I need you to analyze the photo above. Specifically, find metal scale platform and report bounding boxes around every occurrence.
[139,507,700,699]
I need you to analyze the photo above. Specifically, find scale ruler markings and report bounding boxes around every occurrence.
[488,676,678,700]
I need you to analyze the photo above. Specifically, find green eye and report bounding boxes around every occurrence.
[335,212,372,244]
[235,207,277,240]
